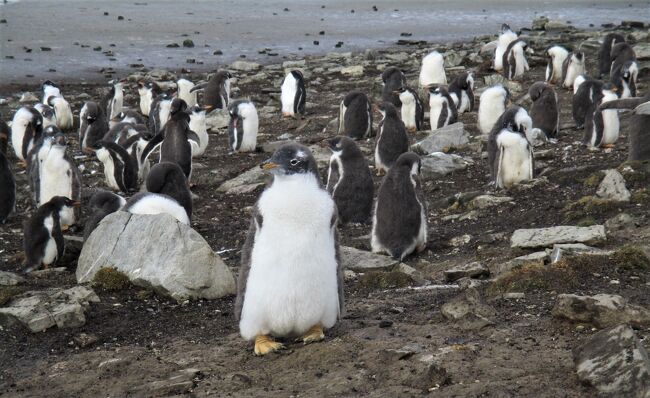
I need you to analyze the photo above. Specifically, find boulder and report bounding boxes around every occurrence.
[0,271,25,286]
[441,289,496,330]
[19,92,39,103]
[0,286,99,332]
[340,246,399,272]
[77,212,236,300]
[229,61,261,72]
[510,225,606,249]
[412,123,469,154]
[574,325,650,397]
[544,20,570,31]
[420,153,472,179]
[596,169,631,202]
[549,243,613,263]
[532,16,550,30]
[552,294,650,328]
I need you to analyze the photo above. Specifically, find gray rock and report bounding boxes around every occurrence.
[605,213,636,232]
[395,263,429,286]
[441,289,496,330]
[420,152,472,179]
[549,243,614,263]
[385,52,409,62]
[510,225,606,249]
[340,246,399,272]
[19,92,39,103]
[492,251,548,276]
[282,60,306,68]
[0,286,99,332]
[229,61,261,71]
[443,51,466,67]
[205,109,230,130]
[527,128,548,147]
[77,212,236,300]
[532,16,550,30]
[412,123,469,154]
[544,20,570,31]
[574,324,650,397]
[633,43,650,60]
[552,294,650,328]
[596,169,630,202]
[217,166,267,194]
[469,195,513,209]
[0,270,25,286]
[444,262,489,282]
[340,65,364,77]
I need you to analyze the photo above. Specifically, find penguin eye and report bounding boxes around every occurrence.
[290,159,299,166]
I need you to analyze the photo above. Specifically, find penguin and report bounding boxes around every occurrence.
[103,121,148,144]
[478,85,510,135]
[419,51,447,88]
[137,81,161,116]
[188,105,209,157]
[338,91,373,140]
[584,84,620,148]
[381,67,406,108]
[502,39,531,80]
[491,106,533,138]
[42,80,73,130]
[528,82,559,139]
[123,192,190,225]
[100,79,125,122]
[95,141,139,193]
[148,93,173,135]
[447,72,475,114]
[371,152,427,260]
[609,42,636,77]
[235,143,343,355]
[573,75,587,94]
[612,60,638,99]
[121,128,154,182]
[375,102,409,176]
[27,125,60,199]
[145,161,192,221]
[572,77,604,129]
[34,103,57,129]
[487,126,534,189]
[561,51,586,90]
[228,100,259,153]
[280,70,306,118]
[397,87,424,132]
[83,190,126,241]
[0,124,15,224]
[34,132,81,227]
[428,86,458,130]
[190,71,232,111]
[493,24,518,72]
[11,106,43,163]
[141,98,193,180]
[23,196,79,273]
[545,45,569,84]
[79,101,109,153]
[600,93,650,161]
[326,136,374,224]
[115,110,148,126]
[598,33,625,78]
[177,78,197,108]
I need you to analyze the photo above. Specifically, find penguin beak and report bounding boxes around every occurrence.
[72,201,81,207]
[202,105,214,112]
[260,161,279,171]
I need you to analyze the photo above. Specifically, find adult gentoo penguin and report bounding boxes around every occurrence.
[148,93,173,135]
[190,70,233,111]
[23,196,79,273]
[100,79,125,121]
[600,93,650,160]
[375,102,409,176]
[561,51,586,90]
[338,91,372,140]
[545,46,569,84]
[502,39,531,80]
[34,103,57,129]
[478,85,510,135]
[79,101,109,153]
[487,124,533,189]
[42,80,73,130]
[145,161,192,221]
[11,107,43,163]
[381,67,406,107]
[0,125,15,224]
[84,190,126,241]
[280,70,306,118]
[177,78,197,108]
[494,24,518,72]
[598,33,625,78]
[228,100,259,153]
[95,141,139,193]
[612,60,638,99]
[447,72,475,114]
[428,86,458,130]
[572,76,603,129]
[371,152,427,260]
[398,87,424,132]
[326,136,374,224]
[528,82,559,139]
[188,105,209,157]
[137,81,161,116]
[235,143,343,355]
[584,84,620,148]
[419,51,447,88]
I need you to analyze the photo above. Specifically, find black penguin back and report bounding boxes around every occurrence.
[160,99,192,179]
[146,161,192,221]
[529,82,559,138]
[381,67,405,108]
[377,102,409,170]
[0,148,15,224]
[342,91,372,140]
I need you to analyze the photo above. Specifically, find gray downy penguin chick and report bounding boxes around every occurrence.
[545,45,569,84]
[572,76,604,130]
[42,80,73,131]
[235,142,343,356]
[280,70,306,118]
[397,87,424,132]
[228,100,259,153]
[371,152,427,261]
[428,86,458,130]
[188,105,209,157]
[326,136,374,224]
[478,85,510,135]
[137,81,161,117]
[374,102,409,176]
[95,140,139,193]
[612,60,638,99]
[11,106,43,163]
[381,67,406,108]
[528,82,560,139]
[79,101,109,153]
[27,125,61,200]
[487,106,533,185]
[609,42,635,79]
[561,51,586,90]
[502,39,532,80]
[0,121,15,224]
[83,190,126,241]
[339,91,373,140]
[598,33,625,78]
[23,196,79,273]
[101,79,126,122]
[146,161,192,222]
[190,71,232,112]
[34,103,57,129]
[600,93,650,161]
[447,72,475,114]
[584,84,620,148]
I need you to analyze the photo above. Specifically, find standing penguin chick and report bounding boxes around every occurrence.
[398,88,424,132]
[83,190,126,241]
[419,51,447,88]
[545,46,569,84]
[100,80,125,122]
[42,81,73,131]
[585,84,620,148]
[137,81,161,116]
[493,24,518,72]
[478,85,510,135]
[428,86,458,130]
[488,126,534,189]
[371,152,427,260]
[188,105,209,157]
[502,39,531,80]
[561,51,586,90]
[339,91,373,140]
[447,72,475,114]
[11,107,43,162]
[228,100,259,153]
[326,136,374,224]
[177,78,197,108]
[375,102,409,176]
[0,124,15,224]
[382,67,406,107]
[572,77,604,129]
[190,71,232,111]
[95,141,139,193]
[146,161,193,221]
[235,143,343,355]
[609,42,636,77]
[528,82,560,139]
[280,70,306,118]
[148,93,173,135]
[598,33,625,78]
[600,93,650,160]
[23,196,79,273]
[79,101,109,153]
[34,104,57,129]
[612,60,638,99]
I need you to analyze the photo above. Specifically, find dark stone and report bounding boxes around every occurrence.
[379,320,393,328]
[167,43,179,48]
[182,39,194,48]
[313,41,319,45]
[117,16,124,20]
[213,50,223,55]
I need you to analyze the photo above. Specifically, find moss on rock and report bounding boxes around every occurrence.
[0,286,24,306]
[92,267,131,290]
[360,270,414,290]
[612,245,650,271]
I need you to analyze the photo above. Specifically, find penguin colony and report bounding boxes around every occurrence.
[1,21,648,357]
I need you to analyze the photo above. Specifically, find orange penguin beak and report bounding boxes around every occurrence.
[261,162,279,170]
[72,201,81,207]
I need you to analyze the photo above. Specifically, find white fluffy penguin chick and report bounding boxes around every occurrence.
[177,78,197,108]
[494,24,518,71]
[227,100,258,153]
[490,128,534,189]
[188,105,208,157]
[419,51,447,88]
[545,45,569,84]
[478,85,510,135]
[235,143,343,356]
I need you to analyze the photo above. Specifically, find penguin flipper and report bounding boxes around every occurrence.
[186,129,201,146]
[332,212,345,318]
[496,143,505,188]
[53,216,64,259]
[140,133,164,165]
[326,158,339,194]
[338,101,346,135]
[234,206,262,321]
[189,82,207,93]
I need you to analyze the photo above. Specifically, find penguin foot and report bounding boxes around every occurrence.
[282,112,293,118]
[254,335,284,356]
[299,324,325,345]
[17,160,27,169]
[601,144,615,149]
[61,225,70,232]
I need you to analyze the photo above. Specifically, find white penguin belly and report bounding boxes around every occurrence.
[479,103,504,136]
[42,215,58,266]
[41,154,75,225]
[189,122,208,157]
[497,131,532,188]
[374,132,387,172]
[127,195,190,224]
[281,74,298,115]
[11,121,28,160]
[97,149,120,190]
[239,115,258,152]
[401,103,416,130]
[601,109,620,145]
[139,89,152,116]
[327,151,344,193]
[429,97,444,130]
[459,91,470,114]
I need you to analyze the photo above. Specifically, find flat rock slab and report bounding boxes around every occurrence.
[574,324,650,397]
[0,286,99,332]
[229,61,261,71]
[77,212,236,300]
[0,270,25,286]
[420,152,472,179]
[205,109,230,131]
[510,225,606,249]
[444,262,489,282]
[492,251,548,277]
[217,166,268,194]
[469,195,513,210]
[412,123,469,155]
[552,293,650,328]
[341,246,399,272]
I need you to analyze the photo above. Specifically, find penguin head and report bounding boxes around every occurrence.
[170,98,188,115]
[290,70,304,81]
[500,23,512,34]
[47,196,81,212]
[572,51,585,63]
[327,136,355,154]
[89,190,125,212]
[261,143,318,178]
[602,83,618,97]
[528,82,549,102]
[42,80,59,91]
[377,102,398,119]
[146,162,187,194]
[393,152,421,177]
[43,125,62,138]
[52,132,67,148]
